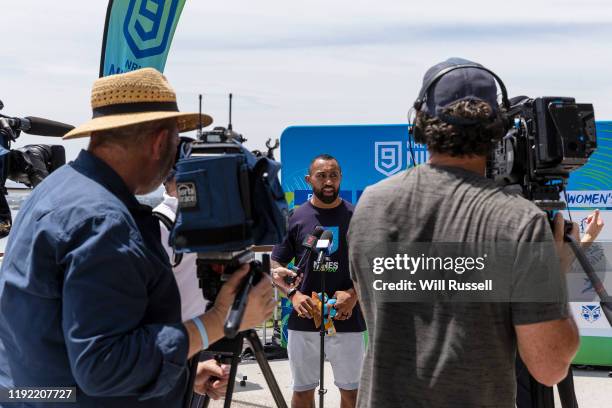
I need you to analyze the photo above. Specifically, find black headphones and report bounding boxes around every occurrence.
[409,64,511,144]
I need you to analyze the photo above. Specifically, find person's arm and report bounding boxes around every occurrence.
[581,209,604,246]
[185,266,275,358]
[515,317,579,386]
[513,213,580,386]
[270,259,315,318]
[61,215,274,398]
[61,214,189,398]
[270,259,297,295]
[269,218,316,317]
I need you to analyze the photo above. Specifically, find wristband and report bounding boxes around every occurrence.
[191,317,209,350]
[287,287,298,299]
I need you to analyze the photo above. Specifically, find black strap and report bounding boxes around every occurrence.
[152,210,183,267]
[92,101,179,118]
[414,63,510,111]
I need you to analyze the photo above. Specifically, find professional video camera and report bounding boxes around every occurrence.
[487,96,597,210]
[488,97,612,408]
[0,100,72,237]
[170,96,287,336]
[170,95,288,408]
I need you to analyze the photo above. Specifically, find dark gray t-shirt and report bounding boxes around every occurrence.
[348,164,568,408]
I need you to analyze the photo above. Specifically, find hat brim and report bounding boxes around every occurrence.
[63,111,213,140]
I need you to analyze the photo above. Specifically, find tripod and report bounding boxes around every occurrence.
[519,226,612,408]
[186,251,288,408]
[187,330,287,408]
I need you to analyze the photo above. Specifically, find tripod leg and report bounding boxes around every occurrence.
[186,352,202,408]
[223,351,241,408]
[246,330,288,408]
[530,376,555,408]
[516,355,555,408]
[557,369,578,408]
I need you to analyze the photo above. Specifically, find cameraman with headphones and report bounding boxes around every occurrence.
[348,58,580,407]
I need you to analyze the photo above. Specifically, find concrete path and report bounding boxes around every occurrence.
[208,360,611,407]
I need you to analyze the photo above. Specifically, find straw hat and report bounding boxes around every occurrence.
[63,68,212,139]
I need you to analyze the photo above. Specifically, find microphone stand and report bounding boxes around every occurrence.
[317,249,329,408]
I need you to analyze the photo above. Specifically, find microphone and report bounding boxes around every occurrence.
[22,116,75,137]
[303,226,325,253]
[2,116,74,137]
[284,226,325,285]
[315,229,334,266]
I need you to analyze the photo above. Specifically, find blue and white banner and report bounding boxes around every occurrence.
[280,122,612,237]
[99,0,186,77]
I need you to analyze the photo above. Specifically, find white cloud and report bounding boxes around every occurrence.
[1,0,611,161]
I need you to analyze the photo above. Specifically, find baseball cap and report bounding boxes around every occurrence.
[418,57,500,125]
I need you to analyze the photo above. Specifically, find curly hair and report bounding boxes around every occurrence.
[414,100,505,156]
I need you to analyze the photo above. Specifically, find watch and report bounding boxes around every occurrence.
[287,287,298,299]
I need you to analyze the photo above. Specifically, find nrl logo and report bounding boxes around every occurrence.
[123,0,180,58]
[374,141,403,177]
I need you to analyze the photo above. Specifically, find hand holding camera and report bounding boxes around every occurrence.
[207,264,275,333]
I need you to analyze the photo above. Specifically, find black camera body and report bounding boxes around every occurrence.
[0,100,71,236]
[488,96,597,209]
[7,145,66,188]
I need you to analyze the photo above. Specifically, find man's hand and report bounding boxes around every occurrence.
[239,273,276,331]
[582,209,604,245]
[194,359,230,400]
[271,266,301,293]
[187,265,275,357]
[292,291,316,319]
[333,289,358,320]
[203,264,275,342]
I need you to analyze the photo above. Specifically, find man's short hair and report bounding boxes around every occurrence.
[415,100,505,157]
[308,154,341,175]
[89,118,177,150]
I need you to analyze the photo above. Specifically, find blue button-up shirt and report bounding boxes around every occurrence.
[0,150,190,407]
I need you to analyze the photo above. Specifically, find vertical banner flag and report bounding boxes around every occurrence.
[99,0,187,77]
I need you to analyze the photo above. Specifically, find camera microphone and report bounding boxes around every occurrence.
[3,116,75,137]
[315,229,334,265]
[22,116,75,137]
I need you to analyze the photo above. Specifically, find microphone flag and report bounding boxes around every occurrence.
[99,0,187,77]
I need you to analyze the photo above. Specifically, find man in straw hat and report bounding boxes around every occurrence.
[0,68,275,407]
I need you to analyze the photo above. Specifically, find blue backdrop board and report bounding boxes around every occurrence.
[280,122,612,365]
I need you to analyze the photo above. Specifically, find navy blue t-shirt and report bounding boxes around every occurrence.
[272,200,366,332]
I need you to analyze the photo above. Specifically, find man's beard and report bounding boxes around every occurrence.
[313,186,339,204]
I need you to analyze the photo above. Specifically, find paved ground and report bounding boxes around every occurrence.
[206,360,611,407]
[208,359,340,408]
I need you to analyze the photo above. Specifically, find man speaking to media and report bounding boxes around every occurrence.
[0,68,275,407]
[271,154,366,408]
[348,58,580,407]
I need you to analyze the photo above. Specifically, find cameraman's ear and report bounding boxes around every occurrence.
[150,128,169,160]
